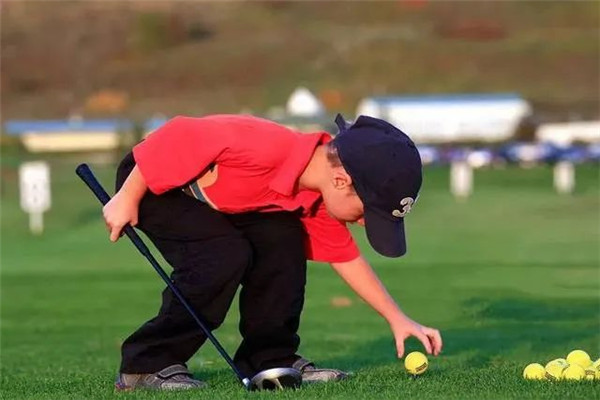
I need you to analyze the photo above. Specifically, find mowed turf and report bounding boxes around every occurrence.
[1,160,599,399]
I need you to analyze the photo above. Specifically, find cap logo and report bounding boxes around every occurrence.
[392,197,415,218]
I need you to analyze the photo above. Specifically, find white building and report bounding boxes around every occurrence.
[286,87,325,118]
[356,93,532,143]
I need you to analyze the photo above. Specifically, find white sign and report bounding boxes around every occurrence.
[19,161,51,234]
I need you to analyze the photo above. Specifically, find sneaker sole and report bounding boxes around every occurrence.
[114,381,133,391]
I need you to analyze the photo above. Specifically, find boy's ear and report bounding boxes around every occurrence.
[332,168,353,190]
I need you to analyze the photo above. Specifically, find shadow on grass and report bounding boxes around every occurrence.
[316,296,600,372]
[463,296,600,321]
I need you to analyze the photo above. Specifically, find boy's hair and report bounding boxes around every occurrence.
[326,141,343,168]
[326,140,356,192]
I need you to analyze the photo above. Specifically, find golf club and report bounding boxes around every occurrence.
[75,163,302,391]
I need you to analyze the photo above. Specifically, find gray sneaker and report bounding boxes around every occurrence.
[115,364,206,391]
[292,358,349,383]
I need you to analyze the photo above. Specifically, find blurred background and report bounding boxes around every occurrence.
[2,0,599,117]
[2,0,599,170]
[1,1,599,399]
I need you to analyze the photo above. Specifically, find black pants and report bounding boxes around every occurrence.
[116,153,307,378]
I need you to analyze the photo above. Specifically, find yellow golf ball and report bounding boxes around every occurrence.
[563,364,586,381]
[584,366,599,381]
[404,351,428,375]
[545,358,568,369]
[523,363,546,380]
[566,350,592,368]
[545,362,566,380]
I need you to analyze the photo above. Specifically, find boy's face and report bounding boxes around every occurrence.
[321,168,365,224]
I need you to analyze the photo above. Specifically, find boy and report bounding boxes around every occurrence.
[104,113,443,390]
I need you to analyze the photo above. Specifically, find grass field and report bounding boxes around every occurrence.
[1,159,599,399]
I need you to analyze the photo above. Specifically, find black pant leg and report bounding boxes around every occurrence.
[227,211,307,377]
[116,153,251,374]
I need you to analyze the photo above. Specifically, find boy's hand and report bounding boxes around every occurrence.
[390,316,443,358]
[103,191,139,242]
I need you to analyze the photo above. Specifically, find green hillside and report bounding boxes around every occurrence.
[2,1,599,119]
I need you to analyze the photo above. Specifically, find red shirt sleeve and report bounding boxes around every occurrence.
[133,116,233,194]
[301,201,360,263]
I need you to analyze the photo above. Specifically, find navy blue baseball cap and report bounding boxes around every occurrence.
[333,114,422,257]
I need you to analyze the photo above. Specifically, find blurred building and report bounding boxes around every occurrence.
[356,93,532,144]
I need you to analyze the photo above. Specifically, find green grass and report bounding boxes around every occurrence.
[1,160,599,399]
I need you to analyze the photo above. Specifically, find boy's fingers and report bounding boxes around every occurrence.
[415,332,433,354]
[423,328,441,355]
[431,329,443,355]
[110,226,122,242]
[396,338,405,358]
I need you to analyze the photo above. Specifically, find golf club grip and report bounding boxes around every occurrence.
[75,163,249,385]
[75,163,150,256]
[75,163,112,205]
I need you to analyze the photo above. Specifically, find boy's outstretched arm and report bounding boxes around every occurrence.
[330,256,443,358]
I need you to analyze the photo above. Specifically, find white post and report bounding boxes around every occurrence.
[450,161,473,200]
[554,161,575,194]
[29,211,44,234]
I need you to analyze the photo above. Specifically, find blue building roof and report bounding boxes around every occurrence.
[3,118,168,136]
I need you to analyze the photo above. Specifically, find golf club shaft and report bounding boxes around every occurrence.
[75,163,251,388]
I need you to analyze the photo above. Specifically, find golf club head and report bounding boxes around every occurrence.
[249,367,302,391]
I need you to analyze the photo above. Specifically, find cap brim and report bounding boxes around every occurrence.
[364,207,407,257]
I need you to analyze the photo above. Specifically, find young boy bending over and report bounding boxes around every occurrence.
[103,113,443,390]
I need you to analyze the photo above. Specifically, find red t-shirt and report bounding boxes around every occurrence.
[133,114,360,263]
